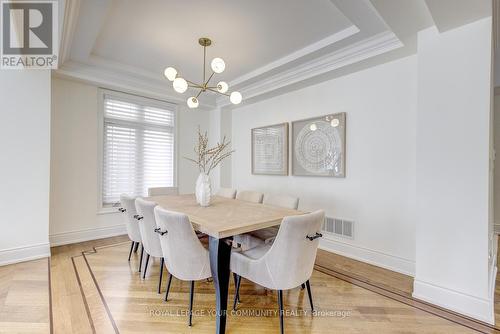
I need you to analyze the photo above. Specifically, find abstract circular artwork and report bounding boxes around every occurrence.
[292,113,345,177]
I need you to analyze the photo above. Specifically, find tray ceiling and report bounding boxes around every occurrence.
[56,0,490,108]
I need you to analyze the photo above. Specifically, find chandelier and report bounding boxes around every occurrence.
[163,37,242,108]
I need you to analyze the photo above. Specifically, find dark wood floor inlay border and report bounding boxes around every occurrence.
[314,264,500,334]
[81,248,120,334]
[71,255,97,333]
[68,242,499,334]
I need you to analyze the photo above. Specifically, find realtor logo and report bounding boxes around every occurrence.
[1,0,58,69]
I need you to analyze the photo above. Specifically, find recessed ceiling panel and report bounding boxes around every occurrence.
[91,0,354,82]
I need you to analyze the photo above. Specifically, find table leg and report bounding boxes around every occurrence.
[209,236,232,334]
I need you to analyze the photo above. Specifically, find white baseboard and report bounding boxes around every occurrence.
[0,243,51,266]
[50,224,127,247]
[487,265,497,325]
[319,237,415,276]
[487,234,498,325]
[413,279,494,324]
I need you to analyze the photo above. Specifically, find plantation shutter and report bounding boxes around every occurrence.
[102,94,176,206]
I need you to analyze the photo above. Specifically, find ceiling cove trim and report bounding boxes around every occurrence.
[55,61,217,110]
[59,0,81,67]
[85,55,167,83]
[217,31,403,106]
[229,25,360,87]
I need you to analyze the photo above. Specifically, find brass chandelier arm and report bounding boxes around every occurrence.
[207,87,229,97]
[186,79,200,86]
[205,72,215,86]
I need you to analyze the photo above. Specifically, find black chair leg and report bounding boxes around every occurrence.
[278,290,284,334]
[128,241,134,261]
[164,274,173,301]
[233,273,241,303]
[233,274,241,310]
[142,254,150,279]
[301,283,305,290]
[158,258,164,294]
[138,245,144,272]
[188,281,195,326]
[305,280,314,311]
[133,242,139,253]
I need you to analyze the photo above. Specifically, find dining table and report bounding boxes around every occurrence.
[147,194,303,334]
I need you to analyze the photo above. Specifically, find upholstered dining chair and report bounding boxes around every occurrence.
[134,198,166,293]
[119,194,143,267]
[249,194,300,244]
[235,190,264,203]
[148,186,179,197]
[232,190,265,251]
[154,207,211,327]
[263,194,299,210]
[231,210,325,334]
[234,194,300,251]
[216,187,237,199]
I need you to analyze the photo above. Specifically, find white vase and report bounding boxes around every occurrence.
[195,172,211,207]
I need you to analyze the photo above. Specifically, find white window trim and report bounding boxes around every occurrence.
[96,88,179,214]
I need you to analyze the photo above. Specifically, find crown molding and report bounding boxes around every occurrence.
[56,0,404,110]
[59,0,81,67]
[55,61,218,110]
[217,31,403,106]
[56,30,402,110]
[86,55,166,83]
[230,25,360,87]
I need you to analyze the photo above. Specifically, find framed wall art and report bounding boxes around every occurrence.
[292,113,346,177]
[251,123,289,175]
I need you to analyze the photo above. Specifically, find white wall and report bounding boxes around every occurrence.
[231,55,417,275]
[0,70,51,265]
[208,106,233,191]
[49,77,209,245]
[414,18,493,323]
[177,104,212,194]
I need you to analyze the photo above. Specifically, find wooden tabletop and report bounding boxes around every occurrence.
[147,194,304,239]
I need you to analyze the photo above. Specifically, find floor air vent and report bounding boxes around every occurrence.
[323,216,354,239]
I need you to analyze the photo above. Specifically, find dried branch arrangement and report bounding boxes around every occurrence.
[184,127,234,175]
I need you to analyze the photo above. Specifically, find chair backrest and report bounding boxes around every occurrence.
[264,210,325,290]
[154,207,211,281]
[120,194,142,243]
[236,190,263,203]
[263,194,299,210]
[217,187,237,199]
[148,187,179,197]
[135,198,163,258]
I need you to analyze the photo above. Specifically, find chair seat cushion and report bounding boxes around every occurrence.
[233,226,279,251]
[231,244,273,288]
[233,233,265,250]
[249,226,279,242]
[237,243,272,260]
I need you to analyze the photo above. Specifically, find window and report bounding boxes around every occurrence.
[101,91,176,207]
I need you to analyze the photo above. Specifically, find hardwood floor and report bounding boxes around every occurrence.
[315,249,413,297]
[50,236,128,334]
[3,236,500,333]
[0,258,50,333]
